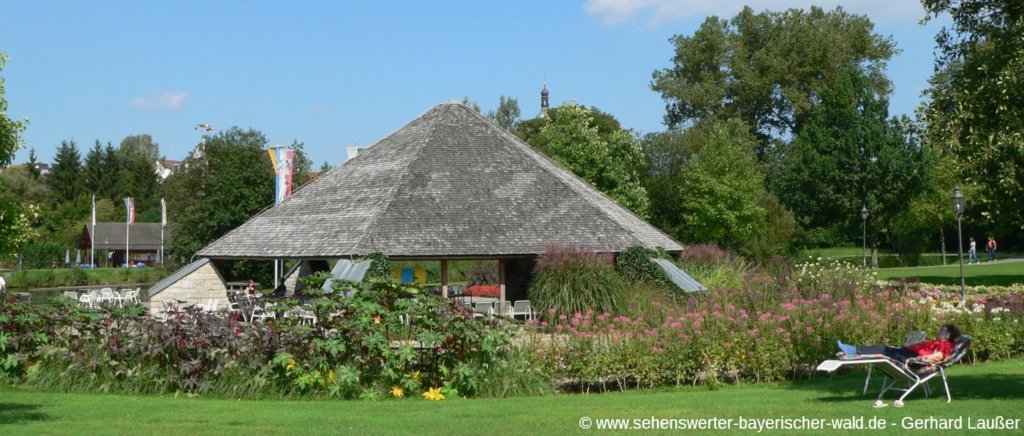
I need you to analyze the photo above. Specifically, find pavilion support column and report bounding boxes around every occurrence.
[441,259,449,298]
[498,259,506,316]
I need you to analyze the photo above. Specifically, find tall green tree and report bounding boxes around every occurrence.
[26,147,40,179]
[100,142,121,201]
[773,69,929,259]
[922,0,1024,232]
[486,95,521,131]
[644,118,792,256]
[48,140,82,201]
[0,52,28,167]
[651,6,896,160]
[167,127,273,260]
[82,140,104,195]
[533,102,650,219]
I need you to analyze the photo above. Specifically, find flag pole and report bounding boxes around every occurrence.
[91,194,96,267]
[160,198,166,267]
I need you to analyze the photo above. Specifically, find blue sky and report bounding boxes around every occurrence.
[2,1,947,167]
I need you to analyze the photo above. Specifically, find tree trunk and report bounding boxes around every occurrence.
[939,222,947,265]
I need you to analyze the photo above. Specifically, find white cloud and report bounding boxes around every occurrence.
[583,0,928,26]
[130,91,187,109]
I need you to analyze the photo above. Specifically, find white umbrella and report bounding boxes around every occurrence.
[75,250,81,265]
[65,250,71,266]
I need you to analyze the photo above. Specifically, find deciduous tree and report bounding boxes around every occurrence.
[533,102,650,219]
[921,0,1024,231]
[651,6,896,161]
[167,127,273,260]
[0,52,27,167]
[773,69,929,261]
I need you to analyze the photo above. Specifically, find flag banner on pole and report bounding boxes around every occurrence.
[268,147,294,205]
[123,197,136,224]
[161,198,167,227]
[91,194,97,226]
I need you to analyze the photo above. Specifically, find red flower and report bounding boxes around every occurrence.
[465,285,500,298]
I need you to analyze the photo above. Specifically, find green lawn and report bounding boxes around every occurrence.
[2,359,1022,434]
[875,259,1024,286]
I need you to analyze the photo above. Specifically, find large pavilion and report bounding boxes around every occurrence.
[184,102,685,309]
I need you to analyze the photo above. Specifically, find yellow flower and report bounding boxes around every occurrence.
[326,370,335,383]
[391,385,405,398]
[409,370,421,381]
[374,315,382,324]
[422,387,446,401]
[285,359,297,373]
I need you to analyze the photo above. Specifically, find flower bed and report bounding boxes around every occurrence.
[521,260,1024,391]
[0,280,513,400]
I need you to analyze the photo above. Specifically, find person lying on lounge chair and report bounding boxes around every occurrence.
[837,324,961,364]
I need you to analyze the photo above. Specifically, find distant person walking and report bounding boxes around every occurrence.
[987,236,998,262]
[968,237,979,264]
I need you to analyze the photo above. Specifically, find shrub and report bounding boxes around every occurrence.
[20,243,64,269]
[69,268,89,286]
[677,245,752,293]
[615,246,677,292]
[358,252,391,281]
[529,245,626,317]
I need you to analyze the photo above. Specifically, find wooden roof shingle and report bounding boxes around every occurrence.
[197,103,683,259]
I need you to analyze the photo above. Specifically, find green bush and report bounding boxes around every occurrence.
[20,243,64,269]
[69,268,90,286]
[358,252,391,281]
[615,246,677,292]
[529,246,627,317]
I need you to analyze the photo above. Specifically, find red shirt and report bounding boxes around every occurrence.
[906,339,953,358]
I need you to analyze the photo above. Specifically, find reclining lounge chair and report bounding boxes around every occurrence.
[816,335,971,408]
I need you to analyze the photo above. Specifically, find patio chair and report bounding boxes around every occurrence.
[78,293,96,309]
[97,288,115,305]
[859,331,926,394]
[472,301,494,319]
[511,300,534,320]
[62,290,79,301]
[816,335,972,408]
[251,303,276,322]
[125,288,142,304]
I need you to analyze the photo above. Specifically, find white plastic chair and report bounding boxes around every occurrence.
[472,302,494,319]
[251,303,275,322]
[125,289,141,304]
[512,300,534,320]
[97,288,115,306]
[78,293,95,309]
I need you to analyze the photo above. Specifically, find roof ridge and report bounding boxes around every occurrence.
[352,105,448,254]
[478,109,676,248]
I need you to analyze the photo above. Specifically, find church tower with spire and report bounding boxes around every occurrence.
[539,82,549,118]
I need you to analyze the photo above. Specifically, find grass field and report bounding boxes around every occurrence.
[1,359,1021,434]
[874,259,1024,287]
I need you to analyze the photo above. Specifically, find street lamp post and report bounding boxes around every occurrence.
[861,205,869,268]
[951,186,966,303]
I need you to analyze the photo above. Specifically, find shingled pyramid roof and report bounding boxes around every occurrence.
[197,103,683,260]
